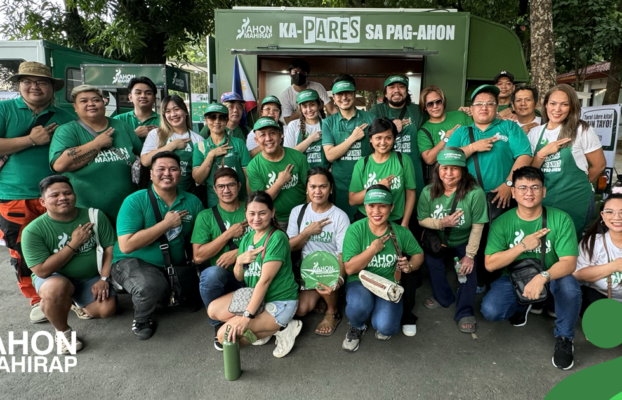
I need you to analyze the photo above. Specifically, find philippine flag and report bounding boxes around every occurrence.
[232,55,257,127]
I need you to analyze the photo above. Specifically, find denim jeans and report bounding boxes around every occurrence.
[480,274,582,339]
[425,243,477,321]
[111,258,169,323]
[199,266,243,326]
[345,281,403,336]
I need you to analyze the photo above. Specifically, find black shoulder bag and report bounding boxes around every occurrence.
[420,127,435,184]
[291,203,310,288]
[468,127,515,224]
[0,111,54,172]
[507,207,549,305]
[420,193,459,257]
[147,187,200,307]
[212,205,239,251]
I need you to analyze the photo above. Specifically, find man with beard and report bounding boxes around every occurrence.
[199,92,250,141]
[371,75,425,200]
[512,85,541,134]
[280,59,337,124]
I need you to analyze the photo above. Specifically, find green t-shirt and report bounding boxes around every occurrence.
[417,111,473,154]
[417,185,488,246]
[342,219,422,284]
[485,207,578,275]
[370,103,425,198]
[50,118,143,223]
[247,147,309,222]
[112,188,204,267]
[192,135,251,208]
[349,152,416,221]
[498,104,511,112]
[22,208,116,280]
[199,125,248,141]
[190,203,252,269]
[0,98,75,200]
[446,119,532,193]
[237,229,299,302]
[113,110,160,142]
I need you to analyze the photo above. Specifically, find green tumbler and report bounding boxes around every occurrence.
[223,325,241,381]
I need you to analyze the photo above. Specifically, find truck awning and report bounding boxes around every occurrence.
[230,48,437,58]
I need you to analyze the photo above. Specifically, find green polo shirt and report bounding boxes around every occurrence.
[417,111,473,154]
[446,119,532,193]
[198,125,248,141]
[49,118,144,223]
[112,188,204,267]
[113,110,160,142]
[0,97,75,200]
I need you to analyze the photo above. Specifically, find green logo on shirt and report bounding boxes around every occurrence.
[54,233,96,254]
[508,229,551,254]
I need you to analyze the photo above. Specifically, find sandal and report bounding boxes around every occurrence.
[458,316,476,333]
[315,312,341,337]
[424,297,441,310]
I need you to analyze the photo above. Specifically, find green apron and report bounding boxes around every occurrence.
[332,131,372,220]
[296,130,330,170]
[175,140,196,193]
[535,126,592,237]
[203,134,248,208]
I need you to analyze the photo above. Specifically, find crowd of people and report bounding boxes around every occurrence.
[0,59,615,370]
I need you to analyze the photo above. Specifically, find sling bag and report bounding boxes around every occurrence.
[211,205,239,251]
[601,234,614,299]
[420,193,460,257]
[420,127,435,183]
[291,203,310,288]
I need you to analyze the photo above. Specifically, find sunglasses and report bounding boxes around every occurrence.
[206,114,228,121]
[426,99,443,108]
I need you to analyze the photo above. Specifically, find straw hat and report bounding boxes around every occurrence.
[9,62,64,91]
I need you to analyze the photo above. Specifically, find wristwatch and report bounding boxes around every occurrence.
[100,276,109,282]
[505,180,513,187]
[243,310,256,319]
[443,137,449,143]
[540,271,551,282]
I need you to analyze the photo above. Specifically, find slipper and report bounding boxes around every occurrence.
[458,316,476,333]
[315,312,341,337]
[423,297,441,310]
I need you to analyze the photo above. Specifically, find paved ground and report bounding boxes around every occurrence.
[1,248,621,400]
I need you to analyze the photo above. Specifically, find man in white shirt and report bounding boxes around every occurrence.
[280,59,337,124]
[512,85,542,134]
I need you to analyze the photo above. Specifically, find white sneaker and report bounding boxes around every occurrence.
[402,324,417,337]
[252,335,272,346]
[56,328,84,355]
[71,304,93,320]
[30,303,47,324]
[375,331,391,341]
[273,320,302,358]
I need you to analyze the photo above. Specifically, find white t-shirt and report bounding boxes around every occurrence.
[246,129,258,152]
[279,81,331,118]
[577,232,622,302]
[527,124,602,173]
[141,129,203,155]
[517,116,541,127]
[283,120,322,149]
[287,203,350,258]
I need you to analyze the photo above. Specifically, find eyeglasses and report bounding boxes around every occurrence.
[602,210,622,217]
[515,185,542,194]
[215,183,238,191]
[472,102,497,108]
[206,114,228,121]
[426,99,443,109]
[19,80,50,88]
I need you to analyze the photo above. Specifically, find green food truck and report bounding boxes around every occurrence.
[213,7,529,110]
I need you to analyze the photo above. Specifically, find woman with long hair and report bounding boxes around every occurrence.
[575,194,622,315]
[417,148,488,333]
[528,84,606,237]
[140,95,203,192]
[284,89,330,169]
[287,168,350,336]
[208,191,302,358]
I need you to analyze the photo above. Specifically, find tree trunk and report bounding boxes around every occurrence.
[530,0,557,100]
[603,0,622,105]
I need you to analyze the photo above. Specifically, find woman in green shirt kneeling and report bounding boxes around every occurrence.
[417,148,488,333]
[208,191,301,358]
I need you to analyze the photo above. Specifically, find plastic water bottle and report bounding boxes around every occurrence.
[243,245,254,270]
[223,325,241,381]
[454,257,467,284]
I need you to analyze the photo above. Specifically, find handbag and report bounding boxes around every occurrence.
[507,207,548,305]
[601,234,613,299]
[77,119,141,184]
[227,228,276,315]
[0,111,54,173]
[291,203,310,289]
[147,187,200,307]
[468,127,515,224]
[420,193,459,257]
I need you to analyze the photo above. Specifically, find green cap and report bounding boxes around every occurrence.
[203,103,229,116]
[332,81,356,94]
[437,148,466,167]
[384,75,409,88]
[471,84,500,101]
[364,189,393,205]
[261,95,281,106]
[297,89,319,104]
[253,117,281,131]
[300,251,341,290]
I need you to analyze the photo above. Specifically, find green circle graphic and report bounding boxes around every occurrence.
[582,299,622,349]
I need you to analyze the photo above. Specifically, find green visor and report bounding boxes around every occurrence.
[364,189,393,205]
[437,148,466,167]
[471,84,500,101]
[204,103,229,116]
[332,81,356,94]
[253,117,281,131]
[262,95,281,106]
[297,89,319,104]
[384,75,409,88]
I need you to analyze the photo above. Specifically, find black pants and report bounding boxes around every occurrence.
[580,285,607,318]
